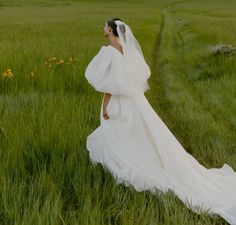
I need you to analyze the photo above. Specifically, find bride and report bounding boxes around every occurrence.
[85,17,236,225]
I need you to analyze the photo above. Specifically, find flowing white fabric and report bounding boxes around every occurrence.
[115,20,144,59]
[85,45,236,225]
[114,20,150,91]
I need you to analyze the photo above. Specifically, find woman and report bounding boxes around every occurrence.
[85,17,236,224]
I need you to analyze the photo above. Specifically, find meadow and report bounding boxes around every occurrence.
[0,0,235,224]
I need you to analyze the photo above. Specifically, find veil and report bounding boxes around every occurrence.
[115,20,144,58]
[114,20,150,92]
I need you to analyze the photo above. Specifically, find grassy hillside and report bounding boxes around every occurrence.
[0,0,235,224]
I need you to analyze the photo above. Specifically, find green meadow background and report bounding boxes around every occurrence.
[0,0,235,224]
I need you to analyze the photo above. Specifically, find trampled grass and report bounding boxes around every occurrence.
[0,0,235,224]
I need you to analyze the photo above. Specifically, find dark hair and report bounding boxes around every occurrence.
[106,17,123,37]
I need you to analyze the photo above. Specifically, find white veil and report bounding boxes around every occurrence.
[115,20,144,58]
[114,20,150,92]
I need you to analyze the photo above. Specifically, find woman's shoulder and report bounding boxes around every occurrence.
[92,45,123,63]
[99,45,122,55]
[99,45,111,51]
[96,45,115,56]
[87,45,114,63]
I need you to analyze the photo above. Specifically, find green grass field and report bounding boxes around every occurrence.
[0,0,235,224]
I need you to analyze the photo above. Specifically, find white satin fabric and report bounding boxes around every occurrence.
[85,45,236,225]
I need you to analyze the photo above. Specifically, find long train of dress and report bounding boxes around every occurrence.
[87,92,236,225]
[85,45,236,225]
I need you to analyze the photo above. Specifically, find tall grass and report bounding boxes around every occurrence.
[0,0,235,224]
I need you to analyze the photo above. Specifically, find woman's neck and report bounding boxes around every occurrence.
[108,35,120,46]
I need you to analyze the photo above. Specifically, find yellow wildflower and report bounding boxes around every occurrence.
[25,71,35,79]
[2,69,14,79]
[56,59,64,65]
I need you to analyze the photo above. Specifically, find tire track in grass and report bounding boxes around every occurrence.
[149,3,231,224]
[151,2,235,168]
[150,1,183,119]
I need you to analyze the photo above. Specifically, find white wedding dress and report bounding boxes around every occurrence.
[85,45,236,225]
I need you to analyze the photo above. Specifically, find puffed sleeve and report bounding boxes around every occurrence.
[85,46,134,96]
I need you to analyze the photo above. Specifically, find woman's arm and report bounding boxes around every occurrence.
[103,93,111,120]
